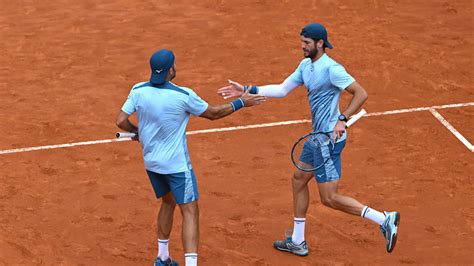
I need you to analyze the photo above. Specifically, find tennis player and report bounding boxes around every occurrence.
[116,49,266,266]
[218,23,400,255]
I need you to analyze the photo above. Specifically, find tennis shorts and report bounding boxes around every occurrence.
[299,139,346,183]
[146,169,199,204]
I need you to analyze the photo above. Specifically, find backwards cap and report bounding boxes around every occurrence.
[149,49,175,85]
[301,23,333,49]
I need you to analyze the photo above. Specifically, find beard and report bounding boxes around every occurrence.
[169,72,176,81]
[304,47,317,59]
[168,66,176,81]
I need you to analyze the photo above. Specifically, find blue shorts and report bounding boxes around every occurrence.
[299,139,346,183]
[146,169,199,204]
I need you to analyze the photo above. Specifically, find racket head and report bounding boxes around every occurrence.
[291,131,335,172]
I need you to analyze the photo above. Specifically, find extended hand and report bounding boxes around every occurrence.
[218,80,245,99]
[241,88,266,107]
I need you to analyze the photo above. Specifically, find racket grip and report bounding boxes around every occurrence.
[346,109,367,128]
[116,132,137,138]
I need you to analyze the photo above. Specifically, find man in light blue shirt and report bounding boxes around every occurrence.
[218,23,400,255]
[121,81,208,176]
[116,49,266,266]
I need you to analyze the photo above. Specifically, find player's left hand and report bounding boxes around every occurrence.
[217,80,244,99]
[332,120,346,141]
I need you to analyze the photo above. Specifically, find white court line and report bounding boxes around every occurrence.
[429,109,474,152]
[365,102,474,116]
[186,119,311,135]
[0,101,473,155]
[0,138,131,155]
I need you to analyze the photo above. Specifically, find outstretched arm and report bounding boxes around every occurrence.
[199,104,235,121]
[217,77,299,99]
[200,89,267,120]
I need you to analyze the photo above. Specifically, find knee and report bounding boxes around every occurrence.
[292,172,309,187]
[181,201,199,218]
[320,194,337,208]
[162,194,177,208]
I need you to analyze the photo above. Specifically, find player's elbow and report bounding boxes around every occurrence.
[115,116,123,126]
[357,88,368,103]
[203,115,218,121]
[361,90,368,102]
[115,113,128,128]
[207,112,222,121]
[115,118,124,128]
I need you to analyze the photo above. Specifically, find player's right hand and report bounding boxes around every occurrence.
[217,80,245,99]
[132,132,140,142]
[241,88,266,107]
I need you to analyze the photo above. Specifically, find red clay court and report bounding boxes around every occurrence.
[1,0,473,265]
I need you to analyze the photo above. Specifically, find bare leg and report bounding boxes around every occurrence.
[272,163,313,254]
[179,200,199,253]
[158,192,177,239]
[292,162,316,218]
[317,180,365,216]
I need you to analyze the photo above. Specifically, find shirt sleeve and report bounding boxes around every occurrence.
[329,64,355,90]
[186,90,209,116]
[288,60,306,85]
[121,89,136,115]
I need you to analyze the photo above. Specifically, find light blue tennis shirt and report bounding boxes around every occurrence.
[121,81,209,174]
[289,53,355,141]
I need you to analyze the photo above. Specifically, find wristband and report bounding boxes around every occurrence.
[244,85,259,94]
[230,98,245,112]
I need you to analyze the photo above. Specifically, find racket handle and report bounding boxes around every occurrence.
[116,132,137,138]
[346,109,367,128]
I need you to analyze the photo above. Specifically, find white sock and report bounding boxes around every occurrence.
[291,217,306,245]
[185,253,198,266]
[158,239,169,261]
[361,206,386,225]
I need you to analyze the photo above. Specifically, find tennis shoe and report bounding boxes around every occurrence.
[154,257,178,266]
[273,236,308,256]
[380,211,400,253]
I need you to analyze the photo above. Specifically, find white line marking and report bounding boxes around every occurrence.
[365,102,474,116]
[186,119,311,135]
[0,102,473,155]
[0,138,131,155]
[429,108,474,152]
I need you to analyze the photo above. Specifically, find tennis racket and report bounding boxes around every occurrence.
[291,109,367,172]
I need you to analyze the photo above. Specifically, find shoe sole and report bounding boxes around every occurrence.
[387,212,400,253]
[274,244,308,256]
